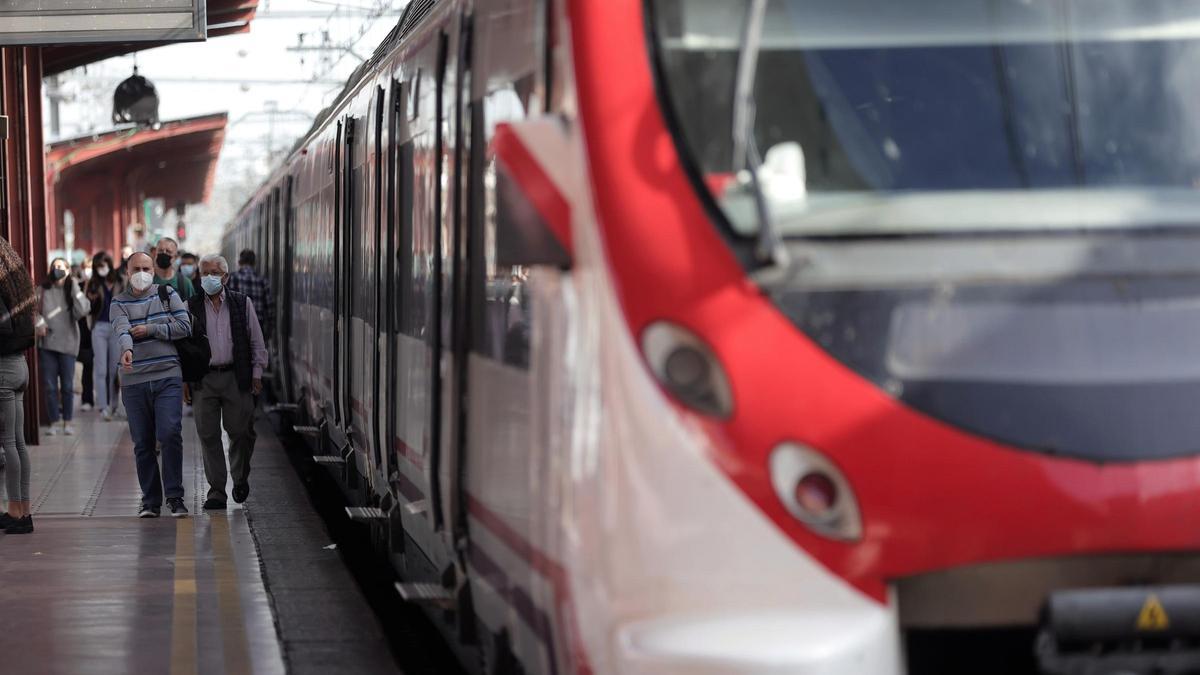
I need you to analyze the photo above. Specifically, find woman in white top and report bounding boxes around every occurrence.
[35,257,90,435]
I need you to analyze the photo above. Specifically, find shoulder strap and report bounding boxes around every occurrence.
[157,284,173,307]
[188,293,207,338]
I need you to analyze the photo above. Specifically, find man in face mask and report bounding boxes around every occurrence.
[111,252,192,518]
[153,236,195,302]
[185,254,267,509]
[179,252,199,287]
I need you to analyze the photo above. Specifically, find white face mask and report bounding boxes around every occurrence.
[96,265,110,277]
[82,268,93,281]
[130,271,153,292]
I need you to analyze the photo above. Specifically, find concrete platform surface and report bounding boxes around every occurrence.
[0,401,399,675]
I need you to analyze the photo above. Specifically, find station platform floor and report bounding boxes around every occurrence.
[0,403,400,675]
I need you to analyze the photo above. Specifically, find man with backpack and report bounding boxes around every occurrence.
[184,254,267,510]
[110,252,192,518]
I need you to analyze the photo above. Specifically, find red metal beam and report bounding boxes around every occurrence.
[1,46,47,440]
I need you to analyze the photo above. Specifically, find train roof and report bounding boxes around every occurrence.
[287,0,439,157]
[230,0,441,225]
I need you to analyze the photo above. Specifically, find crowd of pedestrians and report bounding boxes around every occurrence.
[0,238,276,532]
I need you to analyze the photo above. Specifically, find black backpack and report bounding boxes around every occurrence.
[158,285,210,383]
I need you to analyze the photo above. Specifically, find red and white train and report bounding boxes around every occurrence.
[227,0,1200,672]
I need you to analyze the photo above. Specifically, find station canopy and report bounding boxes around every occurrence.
[44,113,227,255]
[40,0,258,76]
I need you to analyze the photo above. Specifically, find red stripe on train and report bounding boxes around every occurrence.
[467,494,593,675]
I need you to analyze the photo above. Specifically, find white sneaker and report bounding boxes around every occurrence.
[43,425,58,437]
[79,403,93,412]
[63,423,74,436]
[102,408,114,422]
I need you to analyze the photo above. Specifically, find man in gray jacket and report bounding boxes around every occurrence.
[111,252,192,518]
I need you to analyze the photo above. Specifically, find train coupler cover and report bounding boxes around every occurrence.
[1037,585,1200,674]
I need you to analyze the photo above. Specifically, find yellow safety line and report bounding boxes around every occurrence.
[170,518,198,675]
[211,515,253,675]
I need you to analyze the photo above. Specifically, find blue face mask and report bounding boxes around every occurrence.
[201,275,223,296]
[180,264,195,278]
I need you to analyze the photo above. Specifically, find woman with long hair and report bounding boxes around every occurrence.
[0,237,37,534]
[85,251,124,420]
[35,257,90,436]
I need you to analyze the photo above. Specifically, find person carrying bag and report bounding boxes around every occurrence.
[158,284,210,383]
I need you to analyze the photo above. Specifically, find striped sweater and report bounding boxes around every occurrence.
[110,284,192,386]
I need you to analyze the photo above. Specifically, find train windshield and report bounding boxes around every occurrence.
[648,0,1200,237]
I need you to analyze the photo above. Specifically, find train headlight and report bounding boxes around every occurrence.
[641,321,733,419]
[769,443,863,542]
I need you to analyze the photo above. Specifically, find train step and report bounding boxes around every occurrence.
[395,582,453,607]
[293,425,321,437]
[267,403,300,414]
[345,506,387,522]
[313,455,345,466]
[404,499,428,516]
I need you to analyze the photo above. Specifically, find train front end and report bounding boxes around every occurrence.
[567,0,1200,672]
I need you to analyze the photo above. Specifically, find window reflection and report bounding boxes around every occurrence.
[471,81,536,370]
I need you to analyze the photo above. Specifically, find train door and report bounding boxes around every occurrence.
[343,113,366,464]
[268,186,281,391]
[281,175,296,404]
[381,78,402,497]
[427,30,451,530]
[332,119,347,428]
[441,12,474,543]
[388,73,417,509]
[367,86,386,483]
[391,69,428,534]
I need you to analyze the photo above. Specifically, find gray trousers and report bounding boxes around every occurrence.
[0,354,30,503]
[194,370,255,501]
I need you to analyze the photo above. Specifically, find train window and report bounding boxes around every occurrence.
[473,86,534,370]
[409,68,421,121]
[396,140,416,336]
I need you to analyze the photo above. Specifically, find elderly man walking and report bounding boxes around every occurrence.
[185,254,267,510]
[110,252,192,518]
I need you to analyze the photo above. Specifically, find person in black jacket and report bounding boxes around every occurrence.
[0,237,37,534]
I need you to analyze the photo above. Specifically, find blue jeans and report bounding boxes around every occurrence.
[0,354,29,503]
[91,321,121,412]
[123,376,184,509]
[40,348,75,422]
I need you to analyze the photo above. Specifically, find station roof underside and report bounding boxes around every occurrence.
[41,0,258,77]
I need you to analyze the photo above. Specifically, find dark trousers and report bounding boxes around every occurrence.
[40,348,75,423]
[194,371,255,500]
[123,376,184,509]
[79,318,94,406]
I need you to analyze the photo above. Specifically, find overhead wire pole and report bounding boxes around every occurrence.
[287,0,403,110]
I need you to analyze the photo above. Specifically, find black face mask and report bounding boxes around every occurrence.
[50,268,66,281]
[156,253,172,269]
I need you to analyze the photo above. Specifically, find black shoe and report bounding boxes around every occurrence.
[6,516,32,534]
[203,497,227,511]
[167,498,188,518]
[0,512,17,529]
[232,483,249,504]
[138,506,160,518]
